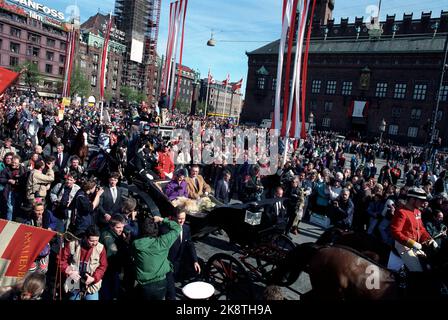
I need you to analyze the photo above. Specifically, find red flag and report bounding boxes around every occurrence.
[0,219,56,286]
[100,14,113,101]
[222,74,230,87]
[0,67,20,95]
[231,78,243,92]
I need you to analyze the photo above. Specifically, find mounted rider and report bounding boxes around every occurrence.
[390,187,438,272]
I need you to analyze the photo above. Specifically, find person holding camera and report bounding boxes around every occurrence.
[60,225,108,300]
[132,215,181,300]
[327,188,354,230]
[164,168,188,201]
[25,157,54,207]
[50,173,80,231]
[100,214,130,300]
[0,154,26,221]
[69,180,104,237]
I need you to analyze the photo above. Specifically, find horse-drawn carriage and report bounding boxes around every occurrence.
[130,174,297,299]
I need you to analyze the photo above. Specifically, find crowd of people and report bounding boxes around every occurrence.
[0,86,448,300]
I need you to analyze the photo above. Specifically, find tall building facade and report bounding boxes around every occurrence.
[199,80,243,119]
[114,0,161,103]
[0,0,68,97]
[78,13,126,102]
[241,9,448,145]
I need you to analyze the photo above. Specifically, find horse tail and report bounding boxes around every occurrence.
[269,242,321,287]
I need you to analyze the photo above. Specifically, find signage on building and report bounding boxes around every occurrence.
[3,0,67,30]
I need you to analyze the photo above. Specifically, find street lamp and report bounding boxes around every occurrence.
[308,112,314,136]
[379,118,386,144]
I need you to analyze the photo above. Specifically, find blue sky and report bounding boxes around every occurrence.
[41,0,446,95]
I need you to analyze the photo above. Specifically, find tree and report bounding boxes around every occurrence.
[70,66,91,98]
[104,89,113,103]
[175,101,191,114]
[13,61,42,91]
[196,101,206,116]
[121,86,147,104]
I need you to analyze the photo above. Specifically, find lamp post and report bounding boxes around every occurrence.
[308,112,314,137]
[379,118,386,144]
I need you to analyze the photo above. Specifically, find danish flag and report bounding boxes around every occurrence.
[222,73,230,87]
[0,219,56,286]
[231,78,243,92]
[207,70,215,84]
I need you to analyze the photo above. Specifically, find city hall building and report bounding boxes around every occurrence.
[242,0,448,145]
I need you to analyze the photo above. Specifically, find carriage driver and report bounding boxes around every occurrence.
[390,187,438,272]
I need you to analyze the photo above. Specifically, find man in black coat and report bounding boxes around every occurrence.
[97,172,126,229]
[165,210,201,300]
[53,143,69,182]
[263,186,288,234]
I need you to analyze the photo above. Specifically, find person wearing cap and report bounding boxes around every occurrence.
[164,168,188,201]
[390,187,438,272]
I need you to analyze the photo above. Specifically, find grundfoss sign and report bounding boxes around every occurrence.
[8,0,65,20]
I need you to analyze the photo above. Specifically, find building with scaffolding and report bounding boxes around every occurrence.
[114,0,161,103]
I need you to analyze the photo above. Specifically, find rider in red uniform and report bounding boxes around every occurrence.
[390,187,437,271]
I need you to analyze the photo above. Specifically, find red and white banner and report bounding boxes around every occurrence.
[100,13,113,102]
[231,78,243,92]
[349,100,369,117]
[273,0,295,130]
[0,67,20,95]
[173,0,189,108]
[207,69,215,84]
[62,27,77,98]
[0,219,56,287]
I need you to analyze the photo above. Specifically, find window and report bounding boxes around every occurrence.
[92,64,98,72]
[413,84,427,100]
[437,111,443,121]
[10,27,21,38]
[394,83,407,99]
[322,118,331,127]
[375,82,388,98]
[439,85,448,102]
[91,75,97,86]
[28,33,41,44]
[326,81,337,94]
[60,42,67,51]
[10,42,20,54]
[93,54,99,63]
[59,55,65,64]
[341,81,352,95]
[310,100,317,110]
[113,60,119,68]
[43,81,53,89]
[312,80,321,93]
[9,56,19,67]
[257,77,265,90]
[46,51,54,61]
[46,38,56,47]
[32,47,40,57]
[272,78,276,90]
[392,107,401,118]
[112,79,117,90]
[410,109,421,120]
[80,60,87,68]
[45,64,53,74]
[59,66,64,75]
[407,127,418,138]
[0,23,3,33]
[0,39,2,51]
[388,125,398,135]
[324,101,333,112]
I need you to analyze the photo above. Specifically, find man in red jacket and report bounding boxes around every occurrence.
[60,226,108,300]
[155,144,174,180]
[390,187,438,272]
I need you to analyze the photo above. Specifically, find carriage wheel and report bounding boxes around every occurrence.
[204,253,255,300]
[258,233,296,282]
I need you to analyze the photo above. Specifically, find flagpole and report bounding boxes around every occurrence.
[222,83,227,120]
[204,69,210,117]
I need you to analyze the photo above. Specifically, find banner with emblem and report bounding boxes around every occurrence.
[0,219,56,287]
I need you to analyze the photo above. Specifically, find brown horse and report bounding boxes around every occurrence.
[270,243,446,300]
[316,227,392,267]
[70,128,89,165]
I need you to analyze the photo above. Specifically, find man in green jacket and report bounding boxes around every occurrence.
[131,215,181,300]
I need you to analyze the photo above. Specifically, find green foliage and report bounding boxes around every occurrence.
[13,61,41,90]
[70,66,91,97]
[175,101,191,114]
[121,86,147,103]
